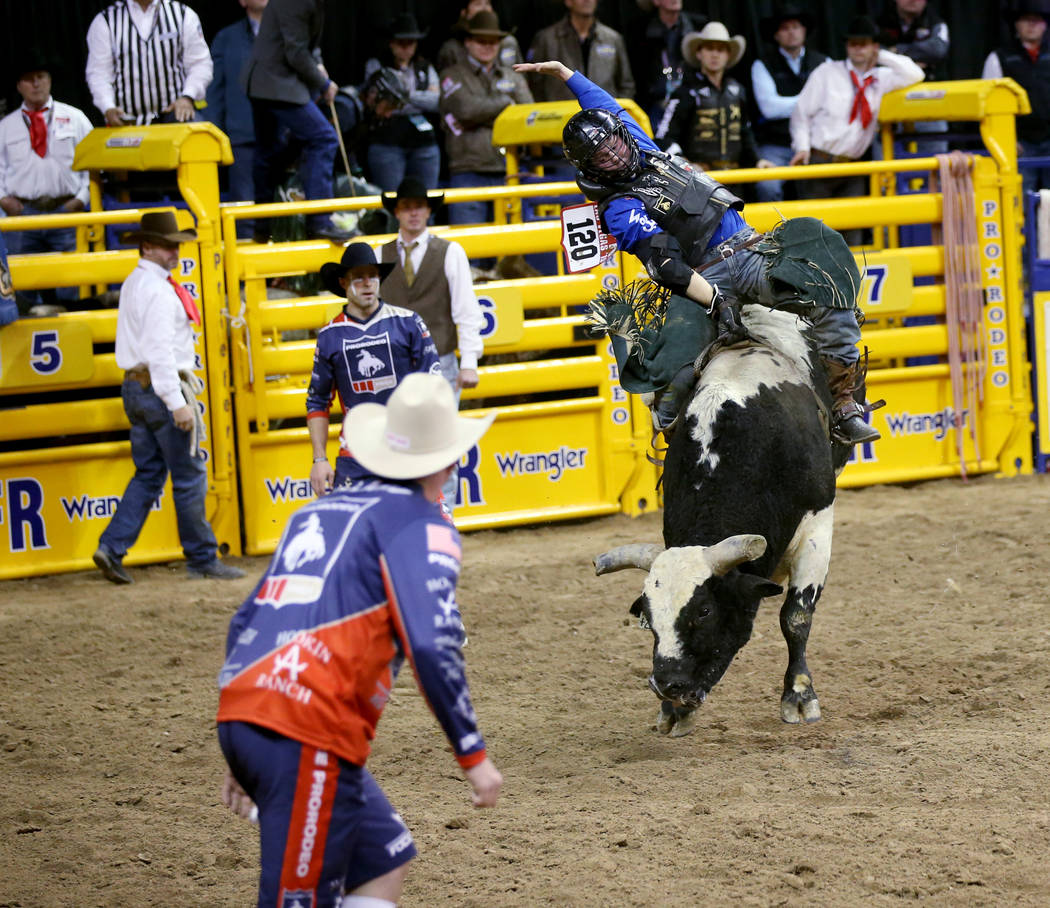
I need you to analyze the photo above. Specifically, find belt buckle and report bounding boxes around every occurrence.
[718,242,735,261]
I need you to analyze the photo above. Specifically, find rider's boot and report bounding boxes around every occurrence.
[822,357,881,445]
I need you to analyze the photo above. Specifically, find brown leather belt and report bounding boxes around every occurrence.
[695,233,766,274]
[809,148,856,165]
[125,367,151,388]
[16,194,74,212]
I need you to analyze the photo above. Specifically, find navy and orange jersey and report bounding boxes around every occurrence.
[216,477,486,770]
[305,301,441,453]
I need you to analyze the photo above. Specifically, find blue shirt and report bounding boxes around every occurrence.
[566,71,748,254]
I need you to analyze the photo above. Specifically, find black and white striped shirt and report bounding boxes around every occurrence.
[86,0,213,124]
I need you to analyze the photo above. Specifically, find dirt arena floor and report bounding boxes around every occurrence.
[3,473,1050,906]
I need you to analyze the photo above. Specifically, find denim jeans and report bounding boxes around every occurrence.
[7,203,78,310]
[438,352,463,508]
[1019,137,1050,195]
[367,141,441,194]
[699,228,862,364]
[228,142,256,239]
[448,171,500,227]
[251,98,338,233]
[98,378,217,566]
[755,143,794,203]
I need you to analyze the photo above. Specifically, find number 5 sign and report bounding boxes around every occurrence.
[560,202,617,274]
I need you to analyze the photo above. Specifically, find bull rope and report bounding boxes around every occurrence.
[936,151,985,478]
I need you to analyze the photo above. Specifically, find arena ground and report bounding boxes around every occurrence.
[2,473,1050,906]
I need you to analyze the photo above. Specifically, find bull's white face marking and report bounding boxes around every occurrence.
[642,547,713,661]
[688,308,816,471]
[772,503,834,588]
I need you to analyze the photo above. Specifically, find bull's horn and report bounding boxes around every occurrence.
[593,543,665,575]
[706,534,768,576]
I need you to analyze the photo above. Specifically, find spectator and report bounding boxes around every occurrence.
[379,177,485,510]
[438,0,524,71]
[307,242,440,497]
[217,372,501,908]
[657,23,772,179]
[245,0,352,243]
[878,0,950,154]
[206,0,267,239]
[439,10,533,227]
[751,4,827,203]
[86,0,213,126]
[789,15,924,244]
[362,13,442,193]
[93,211,246,584]
[332,67,409,187]
[0,55,92,315]
[0,231,16,326]
[526,0,635,103]
[630,0,706,129]
[983,2,1050,194]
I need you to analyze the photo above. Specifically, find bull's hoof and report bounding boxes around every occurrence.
[781,695,822,724]
[656,701,698,736]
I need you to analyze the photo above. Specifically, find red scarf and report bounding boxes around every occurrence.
[25,108,48,157]
[167,274,201,326]
[849,69,875,129]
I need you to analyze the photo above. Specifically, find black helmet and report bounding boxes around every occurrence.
[563,108,641,183]
[363,67,409,109]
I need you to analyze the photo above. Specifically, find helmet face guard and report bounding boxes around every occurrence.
[563,108,642,184]
[365,67,409,111]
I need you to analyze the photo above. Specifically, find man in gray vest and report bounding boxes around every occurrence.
[380,177,485,509]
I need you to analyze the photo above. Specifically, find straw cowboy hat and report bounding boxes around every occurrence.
[381,176,445,214]
[319,242,394,297]
[120,210,197,245]
[345,373,496,479]
[682,22,746,70]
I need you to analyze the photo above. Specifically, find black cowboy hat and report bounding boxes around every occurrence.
[760,4,815,42]
[381,176,445,214]
[844,15,881,41]
[12,48,65,84]
[389,12,427,41]
[1007,0,1050,22]
[319,242,394,297]
[119,210,198,245]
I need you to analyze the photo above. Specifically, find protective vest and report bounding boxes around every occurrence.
[995,38,1050,143]
[584,152,743,268]
[754,48,827,146]
[380,236,457,355]
[677,75,748,166]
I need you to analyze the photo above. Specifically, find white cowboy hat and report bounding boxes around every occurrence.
[345,373,496,480]
[682,22,746,70]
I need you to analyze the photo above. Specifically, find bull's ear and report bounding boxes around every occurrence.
[737,574,783,601]
[629,596,645,617]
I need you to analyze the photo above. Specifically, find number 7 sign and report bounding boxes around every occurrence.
[560,202,617,274]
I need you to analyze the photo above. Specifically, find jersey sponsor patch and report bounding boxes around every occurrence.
[427,523,461,561]
[342,332,397,394]
[254,574,325,609]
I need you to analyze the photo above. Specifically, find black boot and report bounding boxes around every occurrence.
[822,358,881,445]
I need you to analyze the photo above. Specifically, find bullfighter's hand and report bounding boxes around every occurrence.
[172,404,194,432]
[457,368,479,390]
[310,459,334,498]
[104,107,130,127]
[164,96,196,122]
[464,757,503,808]
[221,769,256,820]
[513,61,572,81]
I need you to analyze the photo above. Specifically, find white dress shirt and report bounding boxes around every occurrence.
[114,257,198,411]
[0,99,92,205]
[86,0,213,122]
[751,48,807,122]
[397,230,484,370]
[789,49,925,160]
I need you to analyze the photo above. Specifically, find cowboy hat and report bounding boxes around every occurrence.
[388,12,427,41]
[1008,0,1050,23]
[319,242,394,297]
[459,10,511,39]
[682,22,747,70]
[120,210,197,245]
[760,4,815,42]
[345,372,496,479]
[844,15,881,41]
[381,176,445,214]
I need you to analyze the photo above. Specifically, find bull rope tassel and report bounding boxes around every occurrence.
[938,151,984,479]
[586,279,670,357]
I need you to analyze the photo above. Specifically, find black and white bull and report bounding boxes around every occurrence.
[595,307,851,736]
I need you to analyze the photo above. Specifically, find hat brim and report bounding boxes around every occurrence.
[346,403,496,479]
[392,31,427,40]
[119,228,198,244]
[381,190,446,213]
[320,259,396,297]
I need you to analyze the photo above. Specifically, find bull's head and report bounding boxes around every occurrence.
[594,535,783,707]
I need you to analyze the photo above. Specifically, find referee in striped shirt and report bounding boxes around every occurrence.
[86,0,213,127]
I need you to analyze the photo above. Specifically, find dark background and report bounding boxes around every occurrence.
[0,0,1027,123]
